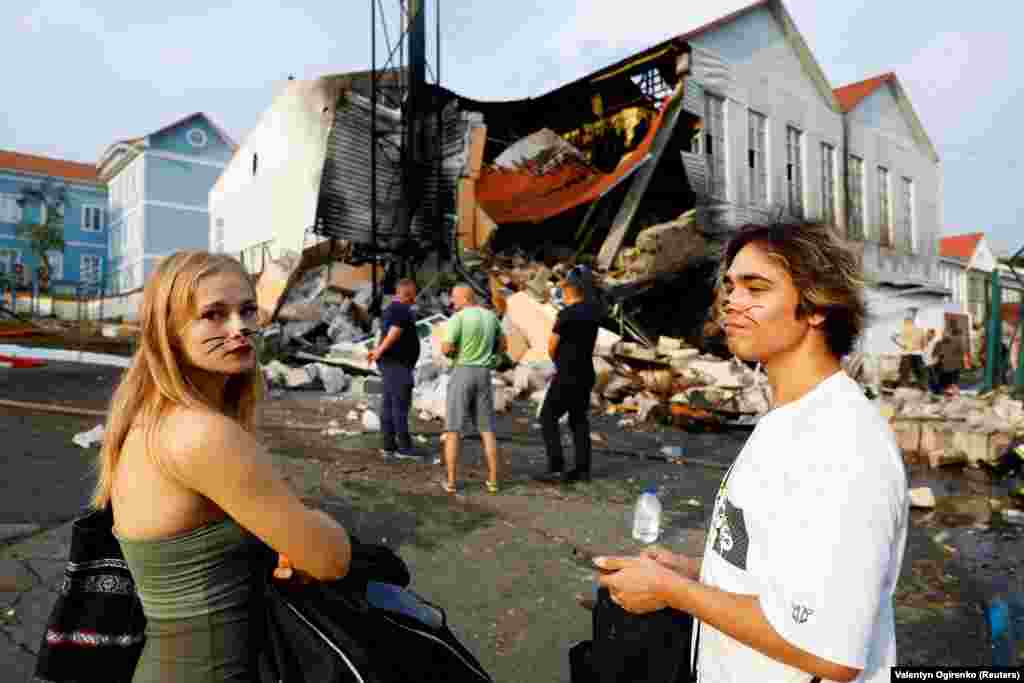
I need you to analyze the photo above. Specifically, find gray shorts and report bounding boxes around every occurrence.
[446,366,496,435]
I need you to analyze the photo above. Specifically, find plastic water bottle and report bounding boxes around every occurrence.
[632,486,662,544]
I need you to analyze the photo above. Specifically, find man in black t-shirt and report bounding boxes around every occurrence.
[537,266,601,484]
[368,278,421,459]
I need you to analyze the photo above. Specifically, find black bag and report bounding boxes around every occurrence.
[251,538,493,683]
[570,586,693,683]
[34,505,147,683]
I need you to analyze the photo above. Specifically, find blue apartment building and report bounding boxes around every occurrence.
[98,113,235,294]
[0,150,108,296]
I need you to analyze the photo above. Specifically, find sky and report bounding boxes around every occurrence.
[1,0,1020,255]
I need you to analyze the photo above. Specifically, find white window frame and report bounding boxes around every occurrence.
[44,250,64,280]
[747,110,768,205]
[82,205,105,232]
[705,93,727,200]
[0,194,23,224]
[902,176,916,252]
[820,143,836,226]
[848,155,865,239]
[0,248,21,277]
[877,166,892,246]
[785,125,804,218]
[80,254,103,285]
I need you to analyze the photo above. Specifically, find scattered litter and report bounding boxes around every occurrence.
[72,424,105,449]
[362,410,381,432]
[1004,510,1024,525]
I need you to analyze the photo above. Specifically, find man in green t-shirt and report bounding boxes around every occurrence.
[440,284,505,494]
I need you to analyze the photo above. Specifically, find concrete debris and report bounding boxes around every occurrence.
[285,365,318,389]
[909,487,936,509]
[883,388,1024,467]
[616,209,708,279]
[316,364,351,394]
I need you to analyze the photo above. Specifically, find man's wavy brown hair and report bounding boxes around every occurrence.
[716,222,867,358]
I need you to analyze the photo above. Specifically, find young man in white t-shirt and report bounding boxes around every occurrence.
[595,223,909,683]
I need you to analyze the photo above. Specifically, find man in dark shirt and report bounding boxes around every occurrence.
[368,278,421,459]
[537,266,602,484]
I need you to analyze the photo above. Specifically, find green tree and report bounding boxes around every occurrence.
[15,179,66,290]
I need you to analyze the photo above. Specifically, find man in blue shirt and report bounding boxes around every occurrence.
[368,278,421,459]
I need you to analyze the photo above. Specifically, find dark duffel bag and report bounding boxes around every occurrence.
[570,586,693,683]
[251,538,493,683]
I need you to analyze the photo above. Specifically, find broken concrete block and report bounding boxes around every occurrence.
[502,317,530,362]
[993,398,1024,425]
[285,365,317,389]
[890,420,921,455]
[908,487,936,509]
[316,364,350,394]
[927,449,967,469]
[687,359,744,389]
[327,263,382,294]
[920,423,955,456]
[953,429,993,468]
[657,336,686,353]
[505,292,556,352]
[666,348,701,366]
[628,209,707,278]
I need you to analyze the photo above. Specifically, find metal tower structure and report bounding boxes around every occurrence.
[367,0,444,313]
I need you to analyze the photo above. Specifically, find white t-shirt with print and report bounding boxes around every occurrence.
[692,371,908,683]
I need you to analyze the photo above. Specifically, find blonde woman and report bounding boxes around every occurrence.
[94,251,351,682]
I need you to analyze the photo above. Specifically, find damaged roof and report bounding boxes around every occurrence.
[475,95,671,224]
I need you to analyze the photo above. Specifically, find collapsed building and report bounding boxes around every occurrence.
[208,0,948,426]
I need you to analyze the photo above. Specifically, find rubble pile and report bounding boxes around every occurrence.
[884,387,1024,469]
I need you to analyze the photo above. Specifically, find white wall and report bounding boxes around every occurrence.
[689,5,844,225]
[209,78,341,263]
[846,87,941,260]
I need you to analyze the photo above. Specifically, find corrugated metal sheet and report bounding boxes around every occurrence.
[689,46,732,95]
[313,92,467,250]
[682,79,704,118]
[680,151,707,197]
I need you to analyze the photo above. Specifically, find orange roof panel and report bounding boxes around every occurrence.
[0,149,100,183]
[833,73,895,113]
[939,233,984,260]
[476,99,671,224]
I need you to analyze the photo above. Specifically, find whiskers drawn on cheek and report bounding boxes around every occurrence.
[201,328,258,355]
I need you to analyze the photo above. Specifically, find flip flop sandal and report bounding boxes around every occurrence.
[485,481,500,494]
[440,480,458,494]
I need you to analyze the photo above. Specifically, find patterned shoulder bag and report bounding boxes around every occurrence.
[34,505,146,683]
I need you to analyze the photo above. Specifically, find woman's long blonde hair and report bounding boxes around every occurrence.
[91,251,264,510]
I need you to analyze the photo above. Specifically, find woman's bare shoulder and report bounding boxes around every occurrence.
[158,407,252,465]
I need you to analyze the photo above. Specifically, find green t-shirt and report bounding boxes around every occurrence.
[444,307,502,367]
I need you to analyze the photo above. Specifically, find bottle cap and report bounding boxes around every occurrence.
[643,486,657,495]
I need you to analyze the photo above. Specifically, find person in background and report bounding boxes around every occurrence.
[891,310,926,389]
[934,322,966,395]
[368,278,423,461]
[923,328,940,393]
[440,284,505,494]
[594,223,907,683]
[536,266,601,484]
[98,251,351,682]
